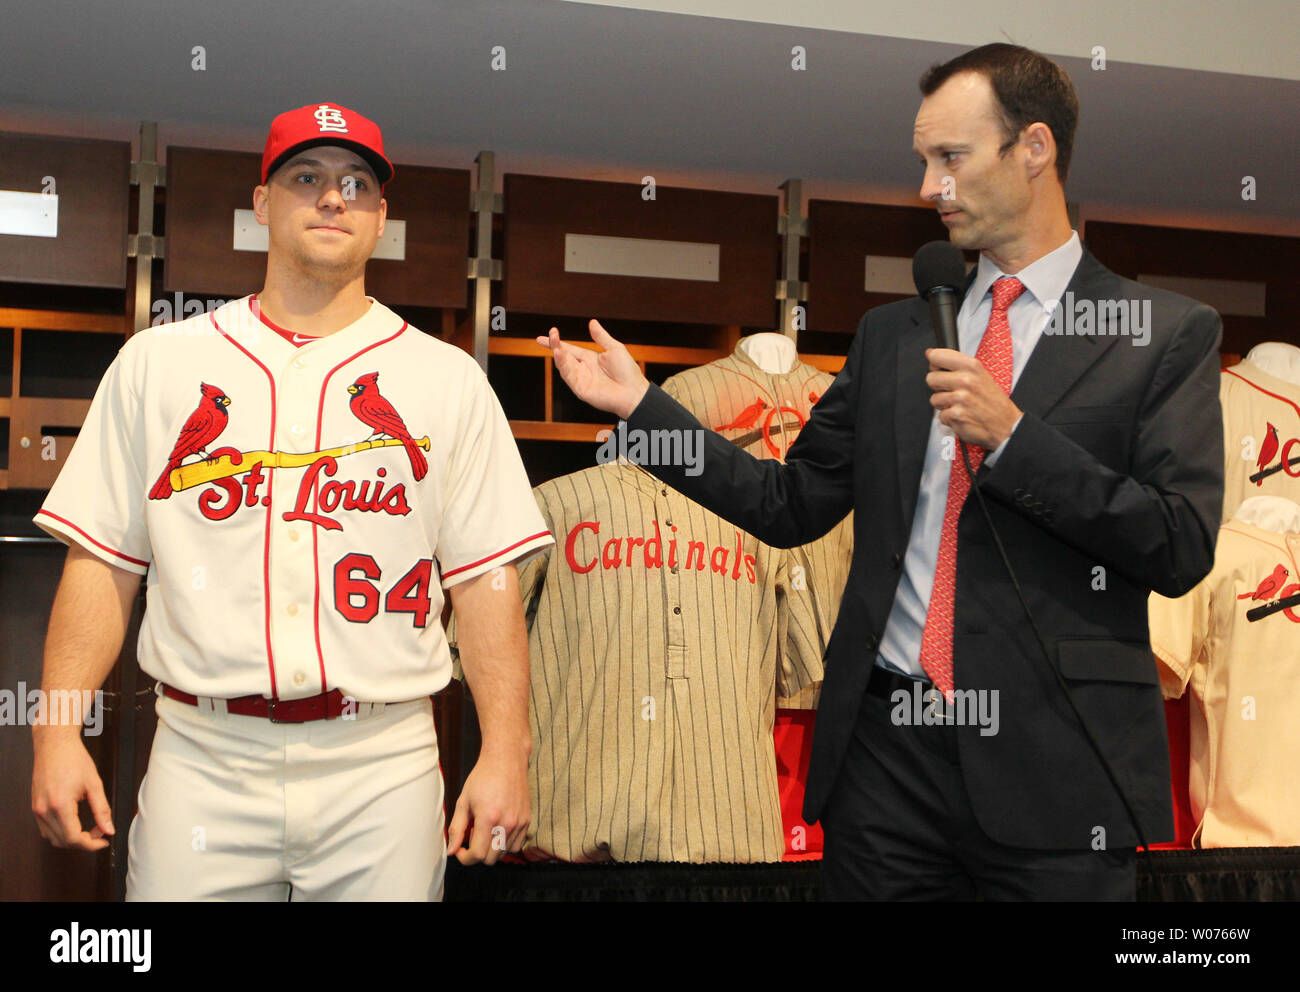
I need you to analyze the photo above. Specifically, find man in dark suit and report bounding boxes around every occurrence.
[538,44,1224,899]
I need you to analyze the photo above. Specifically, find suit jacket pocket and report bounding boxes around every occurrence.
[1057,638,1159,685]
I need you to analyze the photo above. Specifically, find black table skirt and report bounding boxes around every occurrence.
[445,848,1300,901]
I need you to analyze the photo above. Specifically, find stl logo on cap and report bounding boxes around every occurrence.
[261,102,394,186]
[313,104,349,134]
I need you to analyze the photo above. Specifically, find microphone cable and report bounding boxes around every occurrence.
[956,437,1152,852]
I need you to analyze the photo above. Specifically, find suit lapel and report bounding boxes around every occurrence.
[1004,248,1127,422]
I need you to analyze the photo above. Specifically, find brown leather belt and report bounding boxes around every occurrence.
[160,683,351,723]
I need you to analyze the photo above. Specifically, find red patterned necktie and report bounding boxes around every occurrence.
[918,276,1025,698]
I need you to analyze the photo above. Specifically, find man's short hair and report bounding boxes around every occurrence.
[919,43,1079,183]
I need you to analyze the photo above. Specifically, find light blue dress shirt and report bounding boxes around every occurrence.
[876,231,1084,679]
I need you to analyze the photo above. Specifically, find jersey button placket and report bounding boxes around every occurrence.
[268,364,322,697]
[661,492,688,680]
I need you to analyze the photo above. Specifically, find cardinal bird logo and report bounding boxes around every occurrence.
[149,382,231,500]
[1238,563,1289,602]
[716,398,768,432]
[348,371,428,481]
[1255,423,1280,484]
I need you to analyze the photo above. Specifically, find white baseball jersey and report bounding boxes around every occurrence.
[1147,496,1300,847]
[34,295,553,703]
[1220,360,1300,522]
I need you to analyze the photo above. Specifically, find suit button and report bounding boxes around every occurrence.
[866,634,879,652]
[1014,488,1026,498]
[891,552,902,569]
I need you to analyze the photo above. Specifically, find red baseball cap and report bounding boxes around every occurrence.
[261,102,394,186]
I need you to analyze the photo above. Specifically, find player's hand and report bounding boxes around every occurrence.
[446,748,529,866]
[31,733,115,851]
[535,320,649,421]
[925,347,1022,450]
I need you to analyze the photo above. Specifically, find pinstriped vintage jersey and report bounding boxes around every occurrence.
[660,346,854,708]
[452,460,822,862]
[1220,361,1300,522]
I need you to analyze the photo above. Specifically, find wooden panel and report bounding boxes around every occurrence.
[0,133,130,288]
[1084,222,1300,357]
[8,396,91,489]
[807,201,951,335]
[164,147,470,308]
[503,174,778,327]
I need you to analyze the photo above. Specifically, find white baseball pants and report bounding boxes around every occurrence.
[126,688,445,901]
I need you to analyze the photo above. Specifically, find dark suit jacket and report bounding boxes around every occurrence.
[625,247,1224,850]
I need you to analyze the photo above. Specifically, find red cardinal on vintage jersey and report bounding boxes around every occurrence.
[348,371,427,481]
[149,382,231,500]
[1256,423,1280,484]
[1238,564,1289,602]
[716,398,767,431]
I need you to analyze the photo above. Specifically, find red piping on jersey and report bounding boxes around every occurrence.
[1224,368,1300,420]
[442,531,553,579]
[34,510,150,568]
[311,319,410,695]
[211,309,280,698]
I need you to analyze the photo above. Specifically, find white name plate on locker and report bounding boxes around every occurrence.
[1136,273,1266,317]
[232,209,406,260]
[865,254,974,295]
[564,233,720,282]
[0,190,59,237]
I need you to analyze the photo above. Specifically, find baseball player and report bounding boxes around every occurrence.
[29,102,553,900]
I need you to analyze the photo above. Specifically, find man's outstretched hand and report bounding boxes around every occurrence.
[535,320,649,421]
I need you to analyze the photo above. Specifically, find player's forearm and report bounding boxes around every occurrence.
[450,571,531,759]
[34,546,141,746]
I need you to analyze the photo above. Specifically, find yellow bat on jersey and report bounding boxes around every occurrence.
[168,436,431,493]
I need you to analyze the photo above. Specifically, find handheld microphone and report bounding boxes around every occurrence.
[912,240,967,352]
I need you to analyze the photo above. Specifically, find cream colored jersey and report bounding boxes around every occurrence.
[452,461,823,862]
[35,295,552,703]
[1220,361,1300,522]
[1147,496,1300,847]
[661,346,853,708]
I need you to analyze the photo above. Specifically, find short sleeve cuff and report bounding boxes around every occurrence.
[33,509,151,575]
[439,530,554,589]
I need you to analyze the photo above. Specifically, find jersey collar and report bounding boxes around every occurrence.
[212,294,406,356]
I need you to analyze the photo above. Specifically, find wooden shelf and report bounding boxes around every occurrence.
[493,336,847,443]
[0,309,128,333]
